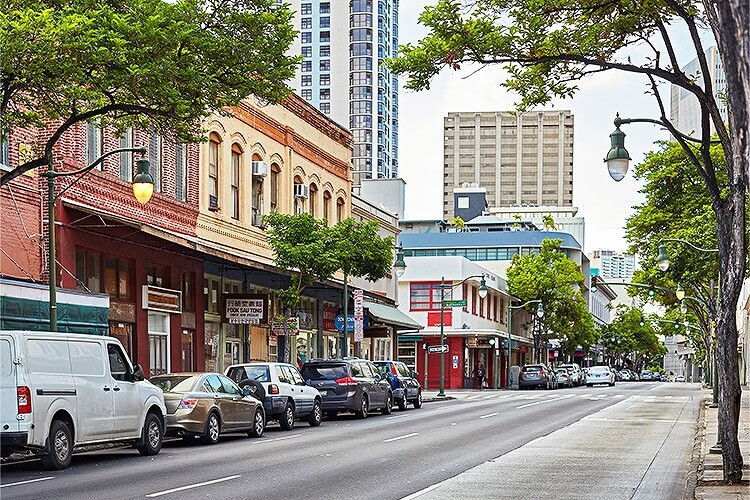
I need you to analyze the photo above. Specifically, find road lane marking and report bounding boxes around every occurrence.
[401,483,442,499]
[516,394,575,409]
[577,394,592,398]
[145,475,241,497]
[385,414,412,420]
[1,477,54,488]
[482,395,495,399]
[479,412,499,419]
[384,432,419,443]
[494,394,514,400]
[251,434,301,444]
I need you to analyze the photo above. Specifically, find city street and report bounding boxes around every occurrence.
[0,382,701,500]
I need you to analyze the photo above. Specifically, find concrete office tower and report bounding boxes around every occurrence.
[670,46,727,136]
[289,0,400,185]
[443,111,574,219]
[590,249,636,280]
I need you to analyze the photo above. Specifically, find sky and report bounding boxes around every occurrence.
[395,2,713,255]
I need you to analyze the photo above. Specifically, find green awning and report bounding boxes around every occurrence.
[363,301,423,331]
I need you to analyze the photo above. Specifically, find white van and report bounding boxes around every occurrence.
[0,331,167,469]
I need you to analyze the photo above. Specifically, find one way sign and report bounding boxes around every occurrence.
[427,344,449,354]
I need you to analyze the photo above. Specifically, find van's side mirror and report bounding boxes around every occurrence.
[411,371,419,378]
[132,364,145,382]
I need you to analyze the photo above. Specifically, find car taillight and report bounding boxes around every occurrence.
[268,384,279,395]
[335,376,358,386]
[540,370,546,376]
[519,371,524,377]
[17,386,31,414]
[177,398,198,410]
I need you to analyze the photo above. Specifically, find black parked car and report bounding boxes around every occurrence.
[519,364,558,390]
[373,360,423,410]
[300,358,393,418]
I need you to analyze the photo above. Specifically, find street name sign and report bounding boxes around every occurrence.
[443,300,467,307]
[428,344,449,354]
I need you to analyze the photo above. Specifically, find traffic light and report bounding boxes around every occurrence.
[648,280,655,297]
[591,276,598,294]
[639,316,645,327]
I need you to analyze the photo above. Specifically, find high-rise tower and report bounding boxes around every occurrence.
[443,110,574,219]
[289,0,400,185]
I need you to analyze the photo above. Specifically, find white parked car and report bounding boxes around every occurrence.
[225,362,322,430]
[0,331,166,469]
[585,365,616,387]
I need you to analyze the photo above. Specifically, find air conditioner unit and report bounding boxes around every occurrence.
[252,161,268,177]
[208,195,219,210]
[293,184,309,199]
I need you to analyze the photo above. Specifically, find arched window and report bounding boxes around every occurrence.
[231,143,242,220]
[309,183,318,217]
[323,190,332,223]
[252,155,264,226]
[270,163,281,212]
[336,197,345,223]
[293,175,305,215]
[208,133,221,210]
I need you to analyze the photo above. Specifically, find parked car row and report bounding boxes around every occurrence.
[0,330,424,471]
[520,363,622,389]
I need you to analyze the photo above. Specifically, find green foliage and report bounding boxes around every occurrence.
[1,0,299,183]
[541,215,556,230]
[328,218,394,283]
[506,238,597,359]
[602,305,663,370]
[449,216,465,229]
[263,213,394,312]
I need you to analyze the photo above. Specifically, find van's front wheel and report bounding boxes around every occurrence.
[136,413,163,456]
[40,420,72,470]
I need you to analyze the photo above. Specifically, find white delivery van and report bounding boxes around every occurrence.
[0,331,167,469]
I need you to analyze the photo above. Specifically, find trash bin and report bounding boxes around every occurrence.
[464,377,474,389]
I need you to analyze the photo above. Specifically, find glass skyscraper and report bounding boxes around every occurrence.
[289,0,399,185]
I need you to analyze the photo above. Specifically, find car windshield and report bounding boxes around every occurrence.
[150,375,199,393]
[523,366,542,371]
[301,364,348,380]
[555,369,568,374]
[590,366,609,372]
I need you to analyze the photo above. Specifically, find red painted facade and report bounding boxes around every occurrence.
[1,121,203,375]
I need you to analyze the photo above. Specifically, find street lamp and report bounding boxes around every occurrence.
[393,244,406,278]
[45,148,153,331]
[437,274,487,397]
[655,238,719,408]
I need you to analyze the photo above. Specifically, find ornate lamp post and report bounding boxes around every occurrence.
[45,148,153,331]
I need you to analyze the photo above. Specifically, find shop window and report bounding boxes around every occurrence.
[231,144,242,220]
[270,163,280,211]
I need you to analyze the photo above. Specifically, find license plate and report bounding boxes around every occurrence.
[319,390,327,396]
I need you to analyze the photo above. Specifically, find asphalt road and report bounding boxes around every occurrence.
[0,382,701,500]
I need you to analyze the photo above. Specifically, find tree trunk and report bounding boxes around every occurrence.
[704,0,748,482]
[714,196,746,483]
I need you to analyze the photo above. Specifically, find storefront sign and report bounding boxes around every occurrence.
[142,285,182,314]
[272,317,299,336]
[296,311,314,330]
[334,314,369,331]
[222,294,268,324]
[323,306,338,331]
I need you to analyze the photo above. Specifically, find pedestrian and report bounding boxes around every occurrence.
[473,362,486,389]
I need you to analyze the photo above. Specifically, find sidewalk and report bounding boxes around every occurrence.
[694,388,750,499]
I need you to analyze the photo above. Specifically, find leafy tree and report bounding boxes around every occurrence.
[506,238,597,363]
[263,213,394,361]
[1,0,299,184]
[602,306,663,372]
[388,1,746,480]
[541,215,556,231]
[624,141,748,375]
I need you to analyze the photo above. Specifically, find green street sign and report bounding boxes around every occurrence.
[443,299,467,307]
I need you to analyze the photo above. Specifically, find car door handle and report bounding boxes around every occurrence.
[113,387,120,392]
[103,386,111,391]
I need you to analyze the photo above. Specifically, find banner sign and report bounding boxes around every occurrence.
[353,289,364,342]
[223,294,268,324]
[323,306,338,331]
